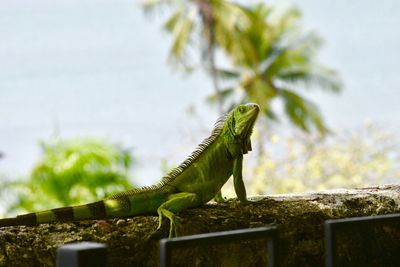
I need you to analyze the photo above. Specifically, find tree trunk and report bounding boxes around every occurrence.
[1,185,399,266]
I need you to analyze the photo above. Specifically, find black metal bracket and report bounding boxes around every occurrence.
[160,226,278,267]
[57,241,107,267]
[325,213,400,267]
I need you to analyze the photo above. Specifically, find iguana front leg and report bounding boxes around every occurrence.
[233,156,248,203]
[157,192,201,238]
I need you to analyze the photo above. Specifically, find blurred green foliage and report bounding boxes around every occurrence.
[4,138,133,215]
[216,123,399,197]
[246,123,400,194]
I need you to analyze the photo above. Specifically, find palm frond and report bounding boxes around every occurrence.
[206,86,236,104]
[141,0,176,12]
[264,32,323,77]
[277,65,343,93]
[164,7,184,31]
[215,68,240,81]
[280,89,328,134]
[167,6,197,64]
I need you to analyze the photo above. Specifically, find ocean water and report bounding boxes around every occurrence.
[0,0,399,185]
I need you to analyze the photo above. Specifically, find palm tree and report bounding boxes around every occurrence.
[210,3,342,133]
[142,0,249,113]
[143,1,342,134]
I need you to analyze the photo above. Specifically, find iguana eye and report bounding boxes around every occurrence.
[238,106,245,113]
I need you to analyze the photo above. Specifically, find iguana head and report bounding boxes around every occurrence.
[226,103,260,154]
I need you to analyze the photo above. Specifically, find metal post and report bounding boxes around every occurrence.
[57,241,107,267]
[160,226,278,267]
[159,239,172,267]
[324,221,335,267]
[324,213,400,267]
[267,237,276,267]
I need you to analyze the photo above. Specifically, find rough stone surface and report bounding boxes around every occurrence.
[0,185,399,266]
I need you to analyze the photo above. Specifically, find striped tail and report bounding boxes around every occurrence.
[0,200,107,227]
[0,191,170,227]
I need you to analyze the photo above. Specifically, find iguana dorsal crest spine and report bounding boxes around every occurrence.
[109,112,229,198]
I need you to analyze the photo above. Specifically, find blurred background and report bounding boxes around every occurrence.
[1,0,399,216]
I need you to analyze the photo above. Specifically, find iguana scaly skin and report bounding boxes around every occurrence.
[0,103,260,237]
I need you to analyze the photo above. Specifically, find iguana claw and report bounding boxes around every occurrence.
[157,210,183,238]
[169,214,182,238]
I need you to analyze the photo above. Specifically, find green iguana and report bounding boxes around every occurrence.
[0,103,260,237]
